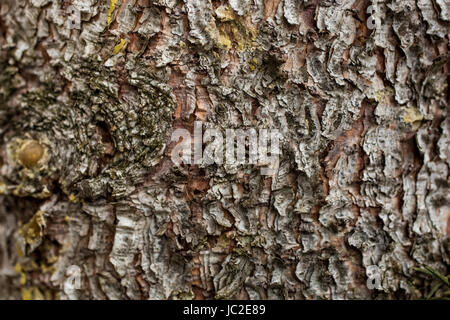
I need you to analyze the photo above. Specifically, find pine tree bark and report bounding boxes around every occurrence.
[0,0,448,300]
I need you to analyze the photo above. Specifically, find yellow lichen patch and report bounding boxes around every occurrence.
[33,287,45,300]
[0,181,6,194]
[21,288,33,300]
[14,263,27,285]
[212,13,258,52]
[18,210,46,247]
[107,0,118,25]
[68,194,77,202]
[403,107,423,124]
[373,88,394,103]
[374,90,386,102]
[16,242,24,257]
[217,26,232,49]
[64,215,70,222]
[113,38,127,54]
[230,22,257,52]
[21,287,45,300]
[248,57,258,71]
[40,261,56,274]
[215,5,235,21]
[18,140,44,168]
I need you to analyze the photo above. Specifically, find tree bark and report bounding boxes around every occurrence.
[0,0,448,300]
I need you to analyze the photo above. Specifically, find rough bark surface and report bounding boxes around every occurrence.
[0,0,448,300]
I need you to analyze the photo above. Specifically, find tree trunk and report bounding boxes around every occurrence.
[0,0,448,300]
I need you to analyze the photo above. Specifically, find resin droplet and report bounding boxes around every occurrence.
[18,140,44,168]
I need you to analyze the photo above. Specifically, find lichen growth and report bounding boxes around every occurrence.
[403,106,424,124]
[107,0,118,25]
[113,38,127,55]
[18,210,45,250]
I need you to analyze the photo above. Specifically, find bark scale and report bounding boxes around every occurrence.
[0,0,448,300]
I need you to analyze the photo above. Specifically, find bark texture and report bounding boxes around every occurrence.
[0,0,449,300]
